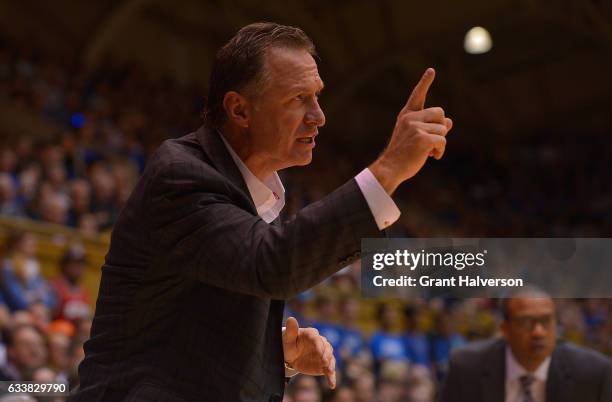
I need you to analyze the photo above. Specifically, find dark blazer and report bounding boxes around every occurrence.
[438,338,612,402]
[71,126,382,402]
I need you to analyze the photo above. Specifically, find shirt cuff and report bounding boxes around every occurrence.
[355,168,401,230]
[285,365,299,378]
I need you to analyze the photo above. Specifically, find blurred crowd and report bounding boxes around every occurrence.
[2,34,611,238]
[0,228,608,402]
[0,231,90,401]
[0,34,203,237]
[0,35,611,402]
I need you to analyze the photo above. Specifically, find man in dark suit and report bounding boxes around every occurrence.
[72,22,453,401]
[439,291,611,402]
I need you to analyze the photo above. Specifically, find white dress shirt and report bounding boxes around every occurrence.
[221,136,400,378]
[505,346,550,402]
[220,135,400,229]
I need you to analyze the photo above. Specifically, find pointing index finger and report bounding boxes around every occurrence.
[403,68,435,113]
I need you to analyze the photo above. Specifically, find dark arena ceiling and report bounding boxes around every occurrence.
[2,0,611,138]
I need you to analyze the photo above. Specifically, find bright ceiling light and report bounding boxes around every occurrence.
[464,26,492,54]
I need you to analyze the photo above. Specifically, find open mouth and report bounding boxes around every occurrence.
[296,137,314,144]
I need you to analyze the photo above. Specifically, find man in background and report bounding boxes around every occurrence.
[439,289,611,402]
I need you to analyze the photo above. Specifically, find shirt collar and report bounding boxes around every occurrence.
[506,345,551,382]
[219,133,285,223]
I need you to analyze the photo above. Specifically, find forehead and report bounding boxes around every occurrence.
[262,47,323,91]
[508,297,555,316]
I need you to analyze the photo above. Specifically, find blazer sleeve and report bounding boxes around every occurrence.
[145,160,382,299]
[437,351,462,402]
[597,358,611,402]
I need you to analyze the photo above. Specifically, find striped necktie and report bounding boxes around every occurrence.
[519,374,535,402]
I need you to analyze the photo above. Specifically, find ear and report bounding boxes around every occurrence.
[222,91,251,128]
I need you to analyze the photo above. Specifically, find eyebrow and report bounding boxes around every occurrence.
[290,80,325,94]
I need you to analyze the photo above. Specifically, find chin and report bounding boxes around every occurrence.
[293,154,313,166]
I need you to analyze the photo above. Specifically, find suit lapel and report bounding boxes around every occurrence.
[481,339,506,402]
[195,125,257,214]
[546,343,573,402]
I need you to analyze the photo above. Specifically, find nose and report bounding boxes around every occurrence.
[305,98,326,127]
[531,322,547,337]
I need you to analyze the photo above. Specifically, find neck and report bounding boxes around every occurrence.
[219,125,275,180]
[518,357,544,372]
[510,347,545,372]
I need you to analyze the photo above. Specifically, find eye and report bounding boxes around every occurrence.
[294,94,305,101]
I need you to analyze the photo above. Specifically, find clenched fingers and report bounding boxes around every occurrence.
[427,134,447,160]
[411,107,446,124]
[321,338,336,389]
[413,121,449,136]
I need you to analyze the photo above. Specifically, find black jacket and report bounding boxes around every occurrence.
[438,338,612,402]
[71,126,381,402]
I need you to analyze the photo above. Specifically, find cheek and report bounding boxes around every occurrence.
[281,109,305,133]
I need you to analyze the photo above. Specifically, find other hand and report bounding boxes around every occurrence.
[282,317,336,389]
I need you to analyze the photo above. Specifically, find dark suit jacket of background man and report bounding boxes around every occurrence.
[438,338,612,402]
[70,126,383,402]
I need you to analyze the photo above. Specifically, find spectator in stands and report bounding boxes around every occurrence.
[370,304,410,372]
[429,309,465,380]
[285,293,309,327]
[14,138,35,172]
[32,365,58,382]
[327,385,355,402]
[0,173,23,216]
[51,245,90,322]
[337,295,367,366]
[110,160,139,208]
[47,330,70,380]
[29,302,52,330]
[405,365,434,402]
[377,360,410,402]
[286,374,322,402]
[43,163,69,196]
[66,180,91,228]
[60,130,85,179]
[89,167,117,230]
[0,324,47,380]
[16,164,41,216]
[39,192,69,225]
[403,305,431,368]
[76,213,99,236]
[36,140,64,174]
[0,147,17,179]
[353,372,376,402]
[312,294,343,368]
[0,231,56,313]
[438,290,612,402]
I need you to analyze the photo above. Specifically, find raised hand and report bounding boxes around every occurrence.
[369,68,453,194]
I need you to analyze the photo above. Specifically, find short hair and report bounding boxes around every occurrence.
[202,22,316,130]
[500,285,552,321]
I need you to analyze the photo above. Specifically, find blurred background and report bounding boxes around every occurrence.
[0,0,610,401]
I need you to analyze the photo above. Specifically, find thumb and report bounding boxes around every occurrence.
[283,317,299,345]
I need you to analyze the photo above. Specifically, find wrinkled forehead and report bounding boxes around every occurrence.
[262,47,324,91]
